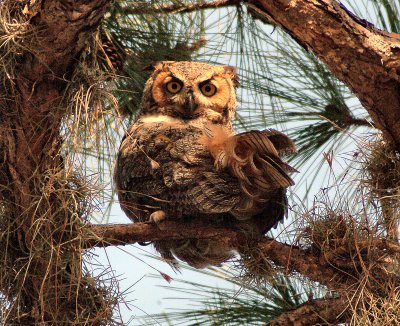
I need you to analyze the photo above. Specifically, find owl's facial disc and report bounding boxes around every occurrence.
[150,64,235,123]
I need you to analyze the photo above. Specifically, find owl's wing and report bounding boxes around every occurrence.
[261,128,297,157]
[203,124,297,223]
[205,126,296,191]
[114,121,172,222]
[230,130,296,189]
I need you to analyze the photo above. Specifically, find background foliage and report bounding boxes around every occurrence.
[1,0,399,324]
[80,0,400,324]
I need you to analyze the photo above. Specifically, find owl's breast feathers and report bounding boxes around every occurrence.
[115,114,296,235]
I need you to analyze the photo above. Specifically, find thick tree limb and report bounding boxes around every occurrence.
[2,1,113,234]
[123,0,238,15]
[89,221,348,290]
[0,0,112,322]
[246,0,400,149]
[88,220,241,247]
[266,297,348,326]
[255,236,345,290]
[5,0,112,187]
[22,0,111,79]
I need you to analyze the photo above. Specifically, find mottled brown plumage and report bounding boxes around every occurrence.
[114,61,296,268]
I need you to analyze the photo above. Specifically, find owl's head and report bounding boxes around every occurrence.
[141,61,238,125]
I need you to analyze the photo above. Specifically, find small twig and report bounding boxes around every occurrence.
[123,0,239,15]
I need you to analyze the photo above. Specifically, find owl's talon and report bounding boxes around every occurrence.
[138,241,153,246]
[149,210,167,224]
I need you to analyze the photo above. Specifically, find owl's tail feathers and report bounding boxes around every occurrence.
[204,126,298,192]
[252,188,289,234]
[154,239,235,269]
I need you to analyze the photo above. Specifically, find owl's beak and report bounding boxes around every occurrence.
[183,90,198,116]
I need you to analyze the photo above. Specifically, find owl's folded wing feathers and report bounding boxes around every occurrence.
[204,124,297,191]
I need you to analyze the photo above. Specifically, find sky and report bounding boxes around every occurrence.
[88,1,390,324]
[92,206,240,325]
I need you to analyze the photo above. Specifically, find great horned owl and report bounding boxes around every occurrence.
[114,61,296,268]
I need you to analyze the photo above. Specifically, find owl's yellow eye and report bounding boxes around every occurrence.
[200,83,217,97]
[166,80,182,94]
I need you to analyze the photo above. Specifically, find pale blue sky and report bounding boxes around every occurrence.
[89,1,388,324]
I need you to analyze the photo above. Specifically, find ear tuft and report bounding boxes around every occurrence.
[224,66,239,87]
[143,61,158,71]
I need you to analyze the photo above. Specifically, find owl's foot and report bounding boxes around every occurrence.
[149,210,167,224]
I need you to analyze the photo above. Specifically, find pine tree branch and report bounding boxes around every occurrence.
[124,0,238,15]
[90,222,400,289]
[246,0,400,149]
[88,221,348,290]
[0,1,113,322]
[88,220,243,247]
[266,297,348,326]
[255,236,344,290]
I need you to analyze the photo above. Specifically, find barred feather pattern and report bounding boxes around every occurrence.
[203,124,297,220]
[114,61,297,268]
[115,116,296,268]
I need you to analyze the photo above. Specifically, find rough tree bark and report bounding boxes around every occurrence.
[1,0,400,324]
[266,297,348,326]
[5,0,110,232]
[0,0,111,323]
